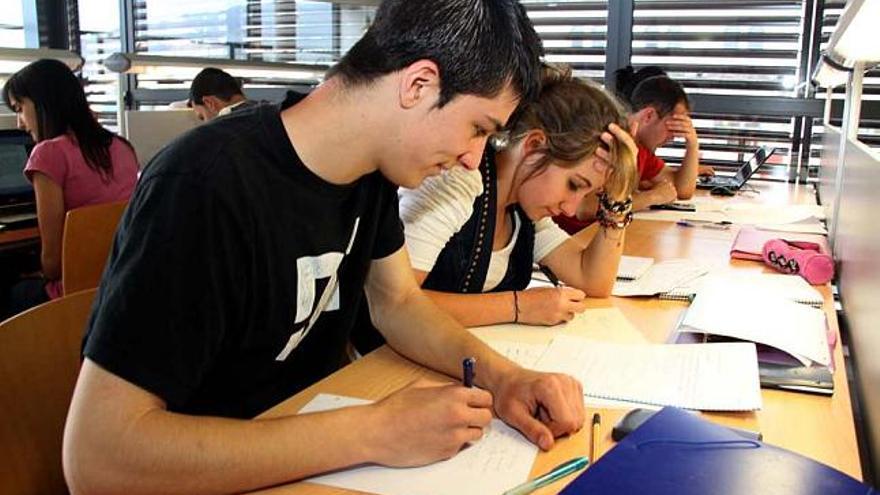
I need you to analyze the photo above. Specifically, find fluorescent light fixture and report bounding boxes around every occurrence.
[0,47,84,75]
[103,53,328,82]
[826,0,880,66]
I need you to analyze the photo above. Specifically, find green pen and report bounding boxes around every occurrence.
[501,455,589,495]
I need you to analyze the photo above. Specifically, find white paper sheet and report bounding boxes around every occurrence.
[756,221,828,235]
[679,281,830,367]
[664,271,824,307]
[533,336,763,411]
[302,394,538,495]
[612,259,710,297]
[635,199,824,226]
[484,340,549,368]
[470,307,648,346]
[616,255,655,280]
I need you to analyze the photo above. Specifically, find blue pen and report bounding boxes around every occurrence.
[462,357,476,388]
[502,456,589,495]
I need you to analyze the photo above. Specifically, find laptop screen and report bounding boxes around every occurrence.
[0,130,34,203]
[734,146,775,183]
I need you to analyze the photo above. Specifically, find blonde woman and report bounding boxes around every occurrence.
[355,65,637,352]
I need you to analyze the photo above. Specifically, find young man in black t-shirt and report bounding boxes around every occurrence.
[63,2,588,493]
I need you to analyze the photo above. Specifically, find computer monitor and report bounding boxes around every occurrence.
[0,129,34,205]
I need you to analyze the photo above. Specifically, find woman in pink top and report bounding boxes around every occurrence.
[2,59,139,315]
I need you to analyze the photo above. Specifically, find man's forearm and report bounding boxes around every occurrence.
[674,142,700,199]
[64,362,382,495]
[371,287,519,392]
[631,189,657,212]
[419,289,518,327]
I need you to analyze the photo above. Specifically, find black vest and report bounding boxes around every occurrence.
[422,149,535,294]
[351,150,536,355]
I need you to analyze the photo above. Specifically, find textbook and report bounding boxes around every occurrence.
[559,407,875,494]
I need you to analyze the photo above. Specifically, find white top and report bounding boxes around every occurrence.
[483,212,521,291]
[399,166,570,287]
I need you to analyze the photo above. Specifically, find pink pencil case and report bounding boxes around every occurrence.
[762,239,835,285]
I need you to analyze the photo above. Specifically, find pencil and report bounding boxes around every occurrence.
[590,413,601,463]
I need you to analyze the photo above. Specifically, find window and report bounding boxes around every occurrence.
[79,0,122,129]
[0,2,27,48]
[129,0,374,99]
[522,0,609,82]
[632,0,810,181]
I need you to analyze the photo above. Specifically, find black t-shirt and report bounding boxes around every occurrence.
[83,93,404,418]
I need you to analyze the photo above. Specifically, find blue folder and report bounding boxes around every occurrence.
[561,407,876,494]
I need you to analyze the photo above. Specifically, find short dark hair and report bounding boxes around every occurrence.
[326,0,544,108]
[189,68,245,105]
[614,65,689,116]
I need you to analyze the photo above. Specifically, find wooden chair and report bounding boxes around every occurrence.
[0,288,97,494]
[61,201,127,295]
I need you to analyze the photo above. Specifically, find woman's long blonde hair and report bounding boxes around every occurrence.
[504,64,637,201]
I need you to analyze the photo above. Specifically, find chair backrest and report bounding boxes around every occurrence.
[61,201,127,295]
[0,288,96,494]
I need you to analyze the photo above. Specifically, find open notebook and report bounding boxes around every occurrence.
[660,272,824,307]
[616,256,654,281]
[534,335,763,411]
[612,260,709,297]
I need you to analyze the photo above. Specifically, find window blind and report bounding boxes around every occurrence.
[632,0,808,181]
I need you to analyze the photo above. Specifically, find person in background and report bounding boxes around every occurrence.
[351,64,637,356]
[1,59,138,317]
[554,65,712,234]
[188,67,258,121]
[62,2,586,494]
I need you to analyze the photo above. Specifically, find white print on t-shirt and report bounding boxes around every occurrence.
[275,217,361,361]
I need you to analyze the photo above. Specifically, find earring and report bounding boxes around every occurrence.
[490,131,511,151]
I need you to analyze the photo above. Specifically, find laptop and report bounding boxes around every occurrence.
[0,129,37,228]
[697,146,776,190]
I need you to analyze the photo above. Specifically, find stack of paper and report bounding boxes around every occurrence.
[677,280,830,367]
[612,259,709,297]
[662,272,824,307]
[302,394,538,495]
[534,335,763,411]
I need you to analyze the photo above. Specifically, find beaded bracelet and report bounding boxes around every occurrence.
[596,192,634,230]
[598,192,633,215]
[596,208,634,230]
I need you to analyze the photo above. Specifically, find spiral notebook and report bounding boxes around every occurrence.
[616,256,655,281]
[660,272,824,307]
[534,336,763,411]
[612,260,709,297]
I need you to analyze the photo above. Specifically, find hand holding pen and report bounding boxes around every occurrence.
[363,363,492,467]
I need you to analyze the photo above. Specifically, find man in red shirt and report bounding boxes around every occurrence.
[555,66,712,234]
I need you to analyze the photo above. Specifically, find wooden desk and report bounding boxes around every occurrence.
[0,226,38,250]
[253,182,860,494]
[0,227,40,246]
